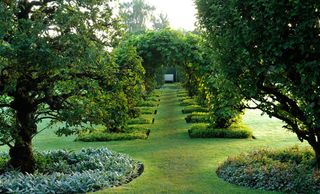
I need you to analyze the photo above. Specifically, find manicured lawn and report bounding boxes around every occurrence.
[1,84,306,193]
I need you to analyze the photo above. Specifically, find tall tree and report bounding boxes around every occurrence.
[152,13,170,30]
[196,0,320,168]
[119,0,155,34]
[0,0,124,172]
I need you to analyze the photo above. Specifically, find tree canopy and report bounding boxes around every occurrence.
[196,0,320,168]
[0,0,140,172]
[119,0,170,34]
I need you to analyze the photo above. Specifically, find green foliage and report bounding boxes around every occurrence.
[113,42,145,119]
[125,29,194,92]
[139,107,155,115]
[145,97,160,102]
[196,0,320,165]
[180,99,198,106]
[119,0,155,34]
[188,123,252,138]
[0,148,142,193]
[138,100,158,107]
[185,112,209,123]
[76,131,149,142]
[127,117,153,125]
[217,147,320,193]
[152,13,170,30]
[182,105,208,114]
[0,0,132,172]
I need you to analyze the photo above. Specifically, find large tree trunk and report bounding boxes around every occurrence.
[9,107,37,173]
[307,135,320,171]
[310,142,320,171]
[9,140,35,173]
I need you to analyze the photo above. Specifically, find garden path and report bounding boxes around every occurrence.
[96,84,284,194]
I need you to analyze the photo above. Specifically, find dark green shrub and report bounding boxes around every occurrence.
[217,147,320,193]
[188,124,252,138]
[182,105,208,114]
[128,107,141,118]
[185,112,209,123]
[180,99,198,106]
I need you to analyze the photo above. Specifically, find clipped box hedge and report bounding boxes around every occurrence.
[185,112,209,123]
[139,107,156,115]
[137,101,158,107]
[76,126,150,142]
[127,117,153,125]
[188,123,252,138]
[182,105,208,114]
[179,99,198,106]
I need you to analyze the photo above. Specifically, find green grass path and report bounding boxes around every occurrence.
[93,84,301,194]
[20,84,303,193]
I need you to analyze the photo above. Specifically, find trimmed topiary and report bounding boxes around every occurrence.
[217,146,320,193]
[188,123,252,138]
[0,148,143,194]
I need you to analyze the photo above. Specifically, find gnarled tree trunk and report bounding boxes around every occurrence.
[9,100,37,173]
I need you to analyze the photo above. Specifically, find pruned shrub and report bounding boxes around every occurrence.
[127,117,153,125]
[76,126,150,142]
[180,99,198,106]
[139,107,156,115]
[217,146,320,193]
[188,124,252,138]
[0,148,143,194]
[145,97,160,102]
[185,112,209,123]
[177,93,188,98]
[182,105,208,114]
[137,101,158,107]
[178,96,191,102]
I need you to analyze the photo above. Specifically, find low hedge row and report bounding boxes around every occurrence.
[139,107,156,115]
[182,105,208,114]
[0,148,143,194]
[137,101,159,107]
[188,124,252,138]
[76,126,150,142]
[127,117,153,125]
[185,112,209,123]
[217,146,320,193]
[180,99,198,106]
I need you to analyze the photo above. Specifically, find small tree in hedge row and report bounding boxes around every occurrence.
[113,43,145,119]
[196,0,320,168]
[0,0,128,173]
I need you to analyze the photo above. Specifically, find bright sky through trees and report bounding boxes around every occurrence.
[119,0,197,31]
